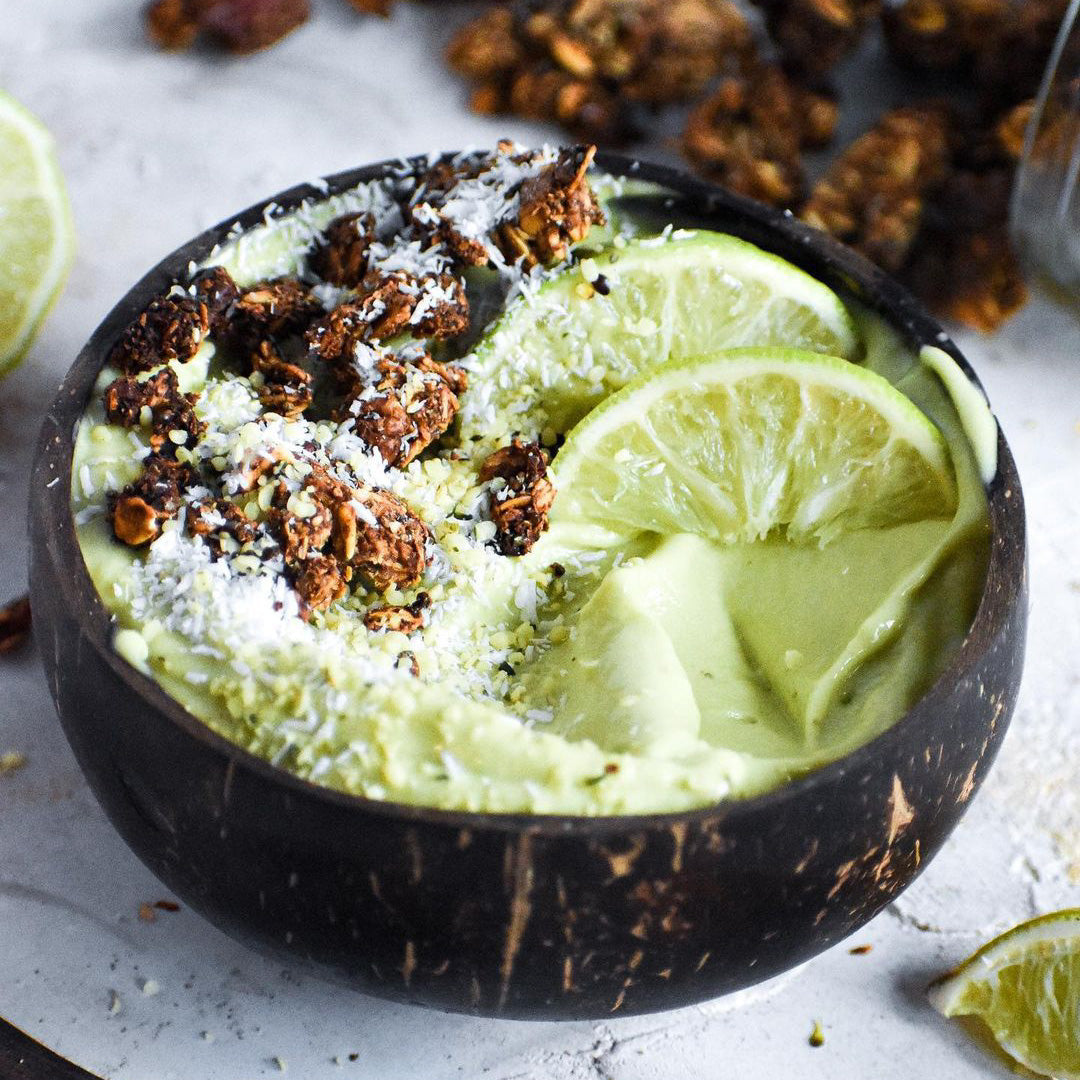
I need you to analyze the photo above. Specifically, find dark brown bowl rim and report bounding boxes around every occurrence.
[33,149,1024,838]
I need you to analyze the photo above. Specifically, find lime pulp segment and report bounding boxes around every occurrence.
[462,230,861,437]
[550,348,958,545]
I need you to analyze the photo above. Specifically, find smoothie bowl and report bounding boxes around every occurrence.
[30,146,1026,1018]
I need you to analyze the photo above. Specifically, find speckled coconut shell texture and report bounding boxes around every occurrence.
[29,153,1027,1020]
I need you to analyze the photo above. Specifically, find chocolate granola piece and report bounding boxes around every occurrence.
[363,592,431,634]
[145,0,201,49]
[446,7,526,82]
[752,0,881,77]
[197,0,310,54]
[431,218,493,269]
[882,0,999,70]
[801,104,951,272]
[360,273,470,342]
[618,0,755,105]
[267,462,428,604]
[344,354,466,466]
[682,65,837,207]
[103,368,206,453]
[479,439,556,556]
[497,145,605,266]
[268,486,335,565]
[309,213,375,287]
[108,453,200,547]
[446,0,752,140]
[108,293,210,374]
[903,226,1027,333]
[187,497,258,555]
[0,596,32,656]
[249,339,314,417]
[305,301,368,370]
[970,0,1069,105]
[293,553,349,616]
[884,0,1065,104]
[230,278,323,342]
[145,0,310,54]
[503,65,637,144]
[191,266,241,336]
[350,487,429,591]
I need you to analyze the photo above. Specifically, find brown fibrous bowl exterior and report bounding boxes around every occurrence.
[29,153,1027,1019]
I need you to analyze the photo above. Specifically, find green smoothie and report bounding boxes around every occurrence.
[71,147,992,814]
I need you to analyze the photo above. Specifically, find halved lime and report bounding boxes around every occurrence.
[0,90,74,377]
[462,231,860,437]
[550,349,957,545]
[928,909,1080,1079]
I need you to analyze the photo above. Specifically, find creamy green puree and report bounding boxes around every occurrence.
[72,157,992,814]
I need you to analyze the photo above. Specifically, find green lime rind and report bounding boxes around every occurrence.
[928,908,1080,1080]
[460,230,861,440]
[0,90,75,377]
[550,347,957,546]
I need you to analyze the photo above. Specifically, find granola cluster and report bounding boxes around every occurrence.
[0,596,32,656]
[802,101,1028,329]
[100,145,592,629]
[801,104,951,273]
[479,440,557,556]
[883,0,1068,104]
[683,63,838,207]
[752,0,882,77]
[145,0,311,54]
[446,0,754,142]
[328,348,468,468]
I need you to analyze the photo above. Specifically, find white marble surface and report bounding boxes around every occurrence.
[2,3,1080,1077]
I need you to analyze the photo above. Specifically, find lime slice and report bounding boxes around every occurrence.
[463,231,860,437]
[0,90,74,377]
[928,909,1080,1079]
[550,348,957,545]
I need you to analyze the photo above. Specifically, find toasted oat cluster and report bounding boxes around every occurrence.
[446,0,754,142]
[97,146,599,623]
[802,101,1029,330]
[145,0,311,54]
[682,62,838,208]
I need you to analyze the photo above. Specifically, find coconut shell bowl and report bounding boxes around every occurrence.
[28,152,1027,1020]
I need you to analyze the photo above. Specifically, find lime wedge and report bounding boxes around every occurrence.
[551,348,957,545]
[0,90,74,377]
[463,231,860,437]
[928,909,1080,1079]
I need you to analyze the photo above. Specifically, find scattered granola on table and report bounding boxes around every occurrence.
[801,104,951,272]
[0,596,31,655]
[446,0,753,142]
[883,0,1068,104]
[682,62,838,207]
[751,0,882,76]
[801,99,1030,330]
[145,0,311,54]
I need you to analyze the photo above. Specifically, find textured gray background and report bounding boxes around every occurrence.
[1,2,1079,1076]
